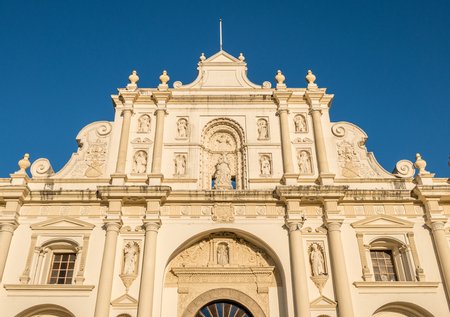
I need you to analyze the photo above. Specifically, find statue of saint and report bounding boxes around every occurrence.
[294,115,306,132]
[174,154,186,175]
[177,118,188,138]
[260,155,271,175]
[298,151,312,174]
[217,243,229,265]
[123,242,138,275]
[257,119,268,139]
[133,151,147,173]
[310,243,325,276]
[138,115,151,133]
[214,155,232,189]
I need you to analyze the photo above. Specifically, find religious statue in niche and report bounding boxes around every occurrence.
[137,114,151,133]
[132,150,148,174]
[217,243,229,265]
[174,154,187,176]
[297,150,312,174]
[260,155,272,176]
[123,241,139,276]
[177,118,189,139]
[294,114,307,133]
[213,154,233,189]
[257,118,269,140]
[309,243,326,276]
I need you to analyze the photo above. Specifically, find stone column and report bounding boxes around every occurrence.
[429,221,450,297]
[286,221,310,316]
[0,222,17,282]
[326,220,355,317]
[310,109,329,174]
[149,90,171,185]
[150,109,166,175]
[137,220,161,317]
[94,220,122,317]
[115,108,133,174]
[273,89,295,184]
[278,109,294,174]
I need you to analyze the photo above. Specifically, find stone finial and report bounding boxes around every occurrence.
[159,70,170,85]
[126,70,139,91]
[414,153,429,175]
[306,70,318,89]
[306,70,316,84]
[129,70,139,84]
[17,153,31,174]
[275,70,285,84]
[239,53,245,61]
[200,53,206,62]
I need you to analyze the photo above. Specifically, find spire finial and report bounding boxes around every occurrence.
[306,70,318,90]
[219,18,223,51]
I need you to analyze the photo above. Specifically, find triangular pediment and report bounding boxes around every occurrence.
[174,50,263,89]
[203,50,241,64]
[31,216,95,231]
[310,295,337,308]
[111,293,138,308]
[351,215,414,229]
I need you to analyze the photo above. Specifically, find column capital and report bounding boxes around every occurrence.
[142,219,161,233]
[0,221,18,233]
[325,220,343,232]
[103,219,122,232]
[285,219,305,232]
[427,220,447,232]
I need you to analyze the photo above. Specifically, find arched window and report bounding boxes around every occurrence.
[369,238,414,282]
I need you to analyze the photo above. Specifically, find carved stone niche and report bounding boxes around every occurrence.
[165,232,279,317]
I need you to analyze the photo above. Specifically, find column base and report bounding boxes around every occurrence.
[282,173,298,185]
[110,174,127,185]
[318,173,335,185]
[148,174,164,185]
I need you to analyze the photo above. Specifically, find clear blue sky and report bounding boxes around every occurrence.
[0,0,449,177]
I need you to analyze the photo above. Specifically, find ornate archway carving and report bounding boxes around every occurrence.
[182,288,266,317]
[165,232,278,317]
[200,118,247,189]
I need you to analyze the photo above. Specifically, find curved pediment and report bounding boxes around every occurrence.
[173,50,263,89]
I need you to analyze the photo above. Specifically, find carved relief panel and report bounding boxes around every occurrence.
[132,150,148,174]
[174,153,187,176]
[259,154,272,177]
[200,118,246,190]
[176,117,189,140]
[294,114,307,133]
[137,114,151,133]
[256,117,270,140]
[331,122,393,178]
[296,149,313,175]
[54,121,113,179]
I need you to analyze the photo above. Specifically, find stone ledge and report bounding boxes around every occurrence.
[353,281,439,293]
[3,284,95,296]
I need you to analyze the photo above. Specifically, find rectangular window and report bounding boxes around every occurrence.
[371,250,397,281]
[48,253,76,284]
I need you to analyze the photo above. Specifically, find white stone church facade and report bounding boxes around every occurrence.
[0,50,449,317]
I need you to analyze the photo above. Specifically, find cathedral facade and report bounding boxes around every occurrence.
[0,50,449,317]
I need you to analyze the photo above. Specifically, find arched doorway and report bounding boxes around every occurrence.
[165,231,282,316]
[196,300,253,317]
[15,304,75,317]
[372,302,434,317]
[182,288,265,317]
